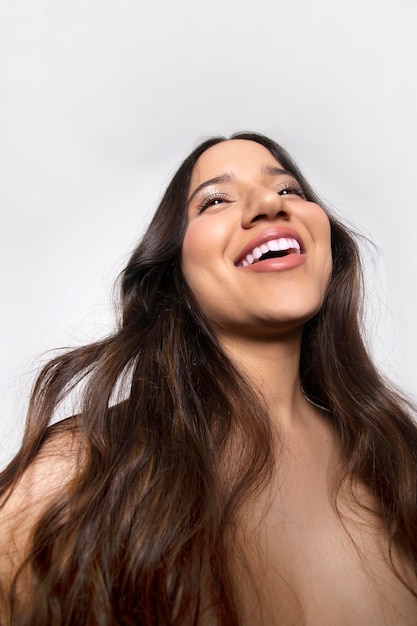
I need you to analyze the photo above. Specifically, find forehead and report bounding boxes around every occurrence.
[190,139,283,188]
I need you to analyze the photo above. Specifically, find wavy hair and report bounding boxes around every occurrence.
[1,132,416,624]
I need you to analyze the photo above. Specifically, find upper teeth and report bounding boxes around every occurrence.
[240,238,301,266]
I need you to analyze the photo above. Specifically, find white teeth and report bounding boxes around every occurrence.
[241,237,301,266]
[268,239,280,251]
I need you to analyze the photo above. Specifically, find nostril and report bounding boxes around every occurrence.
[277,209,289,218]
[252,213,267,223]
[252,209,288,223]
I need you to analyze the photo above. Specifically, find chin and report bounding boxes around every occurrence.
[254,301,324,328]
[211,311,319,341]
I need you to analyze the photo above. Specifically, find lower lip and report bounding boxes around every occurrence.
[238,253,306,272]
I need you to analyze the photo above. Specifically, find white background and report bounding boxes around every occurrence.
[1,0,416,468]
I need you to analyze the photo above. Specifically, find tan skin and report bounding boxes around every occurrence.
[183,140,417,624]
[0,140,416,624]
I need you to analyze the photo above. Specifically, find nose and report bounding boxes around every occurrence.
[241,186,291,228]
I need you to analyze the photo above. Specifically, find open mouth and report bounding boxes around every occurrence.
[238,237,301,267]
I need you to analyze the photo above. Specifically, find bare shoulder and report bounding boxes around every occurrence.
[0,419,85,585]
[1,419,83,511]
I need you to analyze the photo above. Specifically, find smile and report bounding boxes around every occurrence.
[239,238,301,267]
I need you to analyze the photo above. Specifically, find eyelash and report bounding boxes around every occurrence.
[197,192,230,213]
[197,180,306,213]
[276,180,306,199]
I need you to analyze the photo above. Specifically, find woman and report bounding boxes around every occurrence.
[0,132,416,625]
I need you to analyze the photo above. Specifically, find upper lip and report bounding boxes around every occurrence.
[235,226,305,266]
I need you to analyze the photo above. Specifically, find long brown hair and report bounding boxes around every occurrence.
[1,132,416,625]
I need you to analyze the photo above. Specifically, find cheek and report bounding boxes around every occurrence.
[321,218,333,288]
[181,228,203,288]
[181,220,234,322]
[181,225,202,274]
[181,219,228,282]
[307,206,332,287]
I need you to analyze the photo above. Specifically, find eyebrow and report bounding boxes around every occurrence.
[187,166,294,206]
[261,164,292,178]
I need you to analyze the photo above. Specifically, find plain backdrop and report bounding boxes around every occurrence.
[1,0,416,468]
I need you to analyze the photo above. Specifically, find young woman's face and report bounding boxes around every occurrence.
[181,140,332,339]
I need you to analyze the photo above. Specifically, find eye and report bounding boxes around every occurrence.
[277,179,306,199]
[197,192,230,214]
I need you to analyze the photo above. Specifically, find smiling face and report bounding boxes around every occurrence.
[181,139,332,339]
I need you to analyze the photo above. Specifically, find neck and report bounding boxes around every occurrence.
[217,327,313,430]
